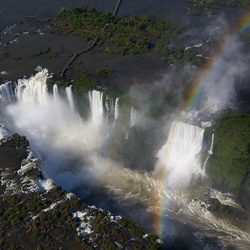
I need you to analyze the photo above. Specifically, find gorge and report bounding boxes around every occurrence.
[1,1,250,249]
[0,67,249,249]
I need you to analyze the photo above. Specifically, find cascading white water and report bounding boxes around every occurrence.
[103,160,250,250]
[130,107,137,128]
[0,82,15,139]
[15,70,48,105]
[114,98,119,121]
[66,85,75,113]
[1,68,114,189]
[52,84,61,116]
[208,133,214,155]
[155,121,205,189]
[88,90,104,130]
[203,133,215,171]
[0,68,249,249]
[0,82,15,106]
[53,84,59,106]
[105,95,111,112]
[104,96,119,123]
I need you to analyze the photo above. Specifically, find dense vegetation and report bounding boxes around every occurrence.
[0,184,164,249]
[207,113,250,192]
[0,135,164,249]
[0,188,85,249]
[74,71,99,93]
[42,6,203,65]
[49,65,121,102]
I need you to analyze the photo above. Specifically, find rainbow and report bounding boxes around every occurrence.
[183,10,250,112]
[153,10,250,239]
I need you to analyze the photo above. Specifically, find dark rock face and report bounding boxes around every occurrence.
[0,133,29,170]
[0,134,37,195]
[0,134,164,250]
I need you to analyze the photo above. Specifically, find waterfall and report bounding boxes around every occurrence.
[53,84,63,121]
[104,96,119,122]
[208,133,214,155]
[53,84,59,107]
[66,85,75,112]
[155,121,205,189]
[1,69,110,187]
[1,70,114,156]
[125,107,137,139]
[203,133,215,171]
[105,96,111,111]
[15,69,48,105]
[130,107,137,128]
[1,68,250,249]
[114,98,119,121]
[0,83,14,139]
[0,82,15,106]
[88,90,104,129]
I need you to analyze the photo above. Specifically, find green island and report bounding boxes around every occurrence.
[38,6,204,65]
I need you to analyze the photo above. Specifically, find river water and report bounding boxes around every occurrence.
[1,1,250,249]
[0,0,210,84]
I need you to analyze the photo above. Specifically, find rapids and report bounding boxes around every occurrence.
[0,68,249,249]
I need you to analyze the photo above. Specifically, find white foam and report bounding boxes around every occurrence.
[39,178,54,191]
[155,121,205,189]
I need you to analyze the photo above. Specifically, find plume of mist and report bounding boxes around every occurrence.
[128,67,188,141]
[182,15,250,115]
[181,14,230,53]
[200,38,249,113]
[3,69,113,196]
[1,63,249,249]
[125,18,250,191]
